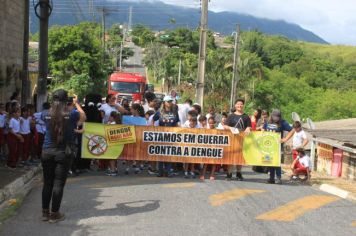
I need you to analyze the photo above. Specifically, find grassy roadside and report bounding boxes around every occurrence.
[0,196,24,229]
[146,69,163,93]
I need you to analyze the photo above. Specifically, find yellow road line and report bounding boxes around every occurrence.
[210,188,266,207]
[163,183,197,188]
[256,195,339,222]
[352,221,356,227]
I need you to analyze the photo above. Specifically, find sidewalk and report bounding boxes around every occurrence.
[282,164,356,201]
[0,160,42,205]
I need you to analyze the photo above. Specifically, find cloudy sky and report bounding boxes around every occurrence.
[160,0,356,45]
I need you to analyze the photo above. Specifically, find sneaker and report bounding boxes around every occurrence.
[140,164,145,170]
[17,162,24,168]
[199,175,205,180]
[5,165,16,170]
[290,175,298,180]
[29,159,40,164]
[225,173,232,181]
[209,176,215,180]
[49,212,65,223]
[42,209,50,221]
[275,178,282,184]
[190,172,196,179]
[148,170,157,175]
[184,172,189,179]
[105,170,117,176]
[267,179,275,184]
[134,168,140,174]
[22,160,31,166]
[125,168,129,175]
[236,172,244,181]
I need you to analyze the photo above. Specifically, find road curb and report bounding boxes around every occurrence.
[0,166,42,205]
[314,183,356,202]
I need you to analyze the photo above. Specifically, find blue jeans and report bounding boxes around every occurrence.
[269,167,282,180]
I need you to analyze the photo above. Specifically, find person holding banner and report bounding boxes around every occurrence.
[263,109,295,184]
[105,111,122,176]
[200,117,218,180]
[182,115,200,178]
[153,95,180,177]
[123,103,146,175]
[100,94,127,124]
[224,98,251,181]
[41,90,86,223]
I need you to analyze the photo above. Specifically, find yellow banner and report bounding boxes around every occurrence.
[82,122,281,166]
[82,122,136,159]
[104,125,136,145]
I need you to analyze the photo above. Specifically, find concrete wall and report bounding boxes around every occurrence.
[342,152,356,180]
[316,143,333,175]
[0,0,25,103]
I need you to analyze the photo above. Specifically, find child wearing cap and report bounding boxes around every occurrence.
[153,95,180,177]
[263,109,295,184]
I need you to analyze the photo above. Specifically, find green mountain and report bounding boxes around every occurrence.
[30,0,327,44]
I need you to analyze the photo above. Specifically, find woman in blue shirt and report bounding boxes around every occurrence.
[153,95,180,177]
[41,90,86,223]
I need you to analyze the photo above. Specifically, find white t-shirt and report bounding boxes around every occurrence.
[0,114,6,128]
[177,104,191,126]
[217,123,224,130]
[33,112,46,134]
[206,113,214,120]
[181,121,200,128]
[297,154,311,169]
[182,120,201,128]
[100,103,118,124]
[293,130,307,149]
[20,117,31,134]
[9,117,21,133]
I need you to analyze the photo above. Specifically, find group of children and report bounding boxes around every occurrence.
[0,96,49,169]
[94,92,312,183]
[0,90,312,184]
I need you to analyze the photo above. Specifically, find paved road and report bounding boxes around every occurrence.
[1,167,356,236]
[122,42,146,76]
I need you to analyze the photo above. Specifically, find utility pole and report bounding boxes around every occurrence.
[37,0,51,111]
[196,0,208,108]
[230,24,240,109]
[128,6,133,31]
[22,0,30,105]
[98,8,107,52]
[178,58,182,85]
[119,27,126,71]
[88,0,95,21]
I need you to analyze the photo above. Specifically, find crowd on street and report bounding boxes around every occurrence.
[0,89,311,223]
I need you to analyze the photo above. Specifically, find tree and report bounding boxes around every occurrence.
[263,36,303,68]
[48,22,107,95]
[131,25,155,47]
